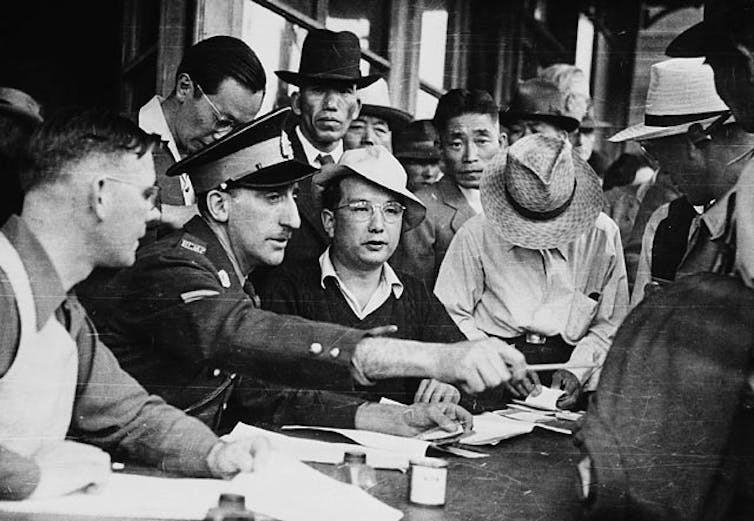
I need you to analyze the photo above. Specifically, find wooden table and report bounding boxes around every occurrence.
[1,429,584,521]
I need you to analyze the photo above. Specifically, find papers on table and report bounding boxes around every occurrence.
[521,386,566,411]
[227,423,411,470]
[282,425,431,459]
[458,412,535,446]
[0,450,403,521]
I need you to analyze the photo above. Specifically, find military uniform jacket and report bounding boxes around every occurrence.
[91,216,367,432]
[391,175,476,287]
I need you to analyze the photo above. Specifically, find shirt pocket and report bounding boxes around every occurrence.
[564,291,599,341]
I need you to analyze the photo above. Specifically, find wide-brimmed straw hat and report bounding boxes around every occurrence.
[357,78,412,130]
[500,78,580,133]
[313,145,426,229]
[609,58,732,143]
[275,29,381,88]
[481,134,602,249]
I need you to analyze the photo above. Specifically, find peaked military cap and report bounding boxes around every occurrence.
[166,107,315,192]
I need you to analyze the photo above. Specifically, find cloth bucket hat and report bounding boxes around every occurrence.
[275,29,381,88]
[313,145,426,229]
[609,58,732,143]
[393,119,440,161]
[481,134,602,249]
[500,78,580,133]
[167,107,315,192]
[357,78,412,130]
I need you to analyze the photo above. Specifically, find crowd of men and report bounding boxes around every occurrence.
[1,0,753,518]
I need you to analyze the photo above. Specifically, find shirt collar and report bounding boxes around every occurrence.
[295,125,344,167]
[139,95,181,162]
[701,189,735,240]
[318,247,403,299]
[1,216,67,330]
[458,185,483,215]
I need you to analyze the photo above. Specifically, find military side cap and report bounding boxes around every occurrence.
[166,107,315,192]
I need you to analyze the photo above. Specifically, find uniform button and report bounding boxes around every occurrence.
[309,342,323,355]
[222,403,228,411]
[212,368,221,377]
[229,373,237,380]
[329,347,340,358]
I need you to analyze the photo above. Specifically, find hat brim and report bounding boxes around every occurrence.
[275,71,381,89]
[500,111,580,133]
[359,104,413,129]
[608,113,734,143]
[229,160,316,189]
[313,164,426,230]
[0,104,43,125]
[394,147,441,161]
[481,149,603,249]
[666,22,707,58]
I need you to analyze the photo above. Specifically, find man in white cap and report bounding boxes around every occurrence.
[90,108,528,437]
[261,146,464,405]
[609,58,754,305]
[343,78,412,152]
[435,134,628,410]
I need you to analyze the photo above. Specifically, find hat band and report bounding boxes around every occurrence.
[644,110,728,127]
[504,179,577,221]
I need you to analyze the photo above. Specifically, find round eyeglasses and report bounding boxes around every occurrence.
[333,201,406,223]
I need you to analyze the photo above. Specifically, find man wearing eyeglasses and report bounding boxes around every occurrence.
[139,36,266,231]
[260,146,465,405]
[609,58,754,305]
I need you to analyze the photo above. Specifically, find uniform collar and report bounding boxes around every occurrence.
[295,125,344,167]
[138,95,181,162]
[1,216,67,330]
[319,247,403,299]
[182,216,245,289]
[701,188,735,240]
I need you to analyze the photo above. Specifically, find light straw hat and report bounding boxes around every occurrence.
[357,78,412,130]
[609,58,732,143]
[481,134,603,249]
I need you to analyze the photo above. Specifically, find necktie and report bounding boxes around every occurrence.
[316,154,335,166]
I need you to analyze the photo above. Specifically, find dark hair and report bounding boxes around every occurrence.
[23,108,159,192]
[320,177,343,211]
[433,89,499,135]
[176,36,266,97]
[0,112,41,222]
[603,153,651,191]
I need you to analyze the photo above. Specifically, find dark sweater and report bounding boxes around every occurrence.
[260,259,465,403]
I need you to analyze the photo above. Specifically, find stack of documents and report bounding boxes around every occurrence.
[0,450,403,521]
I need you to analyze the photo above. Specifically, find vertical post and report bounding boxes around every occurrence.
[157,0,192,97]
[193,0,244,42]
[387,0,423,116]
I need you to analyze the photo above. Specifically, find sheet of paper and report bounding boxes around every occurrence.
[282,425,430,458]
[522,386,565,411]
[460,412,534,446]
[0,451,403,521]
[226,423,409,470]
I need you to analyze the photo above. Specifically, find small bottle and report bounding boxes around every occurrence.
[205,493,256,521]
[335,450,377,490]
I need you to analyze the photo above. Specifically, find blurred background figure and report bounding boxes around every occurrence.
[0,87,43,226]
[500,78,579,144]
[539,63,590,124]
[393,119,443,192]
[577,110,611,182]
[344,78,411,152]
[601,153,656,246]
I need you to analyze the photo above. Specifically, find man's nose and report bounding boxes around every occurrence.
[322,90,339,110]
[463,141,479,162]
[368,205,385,231]
[362,123,377,146]
[281,195,301,229]
[146,205,161,225]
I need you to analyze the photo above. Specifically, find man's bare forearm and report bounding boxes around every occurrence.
[354,337,444,381]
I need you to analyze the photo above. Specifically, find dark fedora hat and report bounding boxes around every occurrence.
[666,0,753,58]
[275,29,381,88]
[393,120,440,161]
[167,107,315,193]
[500,78,580,133]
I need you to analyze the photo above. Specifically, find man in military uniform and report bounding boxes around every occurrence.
[90,108,526,436]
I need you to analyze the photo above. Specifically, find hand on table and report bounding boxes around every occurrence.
[414,379,461,404]
[31,440,111,498]
[437,338,527,394]
[206,437,270,479]
[505,370,542,399]
[355,402,472,438]
[552,369,582,410]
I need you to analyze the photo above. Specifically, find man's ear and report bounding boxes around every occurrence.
[321,209,336,240]
[290,91,302,116]
[206,190,230,223]
[91,177,109,221]
[175,73,195,103]
[352,98,362,120]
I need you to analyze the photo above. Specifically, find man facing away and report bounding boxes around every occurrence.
[391,88,504,287]
[89,108,527,438]
[435,134,628,410]
[0,109,271,501]
[260,145,465,405]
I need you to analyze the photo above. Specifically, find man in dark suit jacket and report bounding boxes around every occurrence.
[391,89,504,286]
[274,29,380,264]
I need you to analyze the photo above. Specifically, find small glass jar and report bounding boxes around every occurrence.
[335,450,377,490]
[204,493,256,521]
[408,457,448,506]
